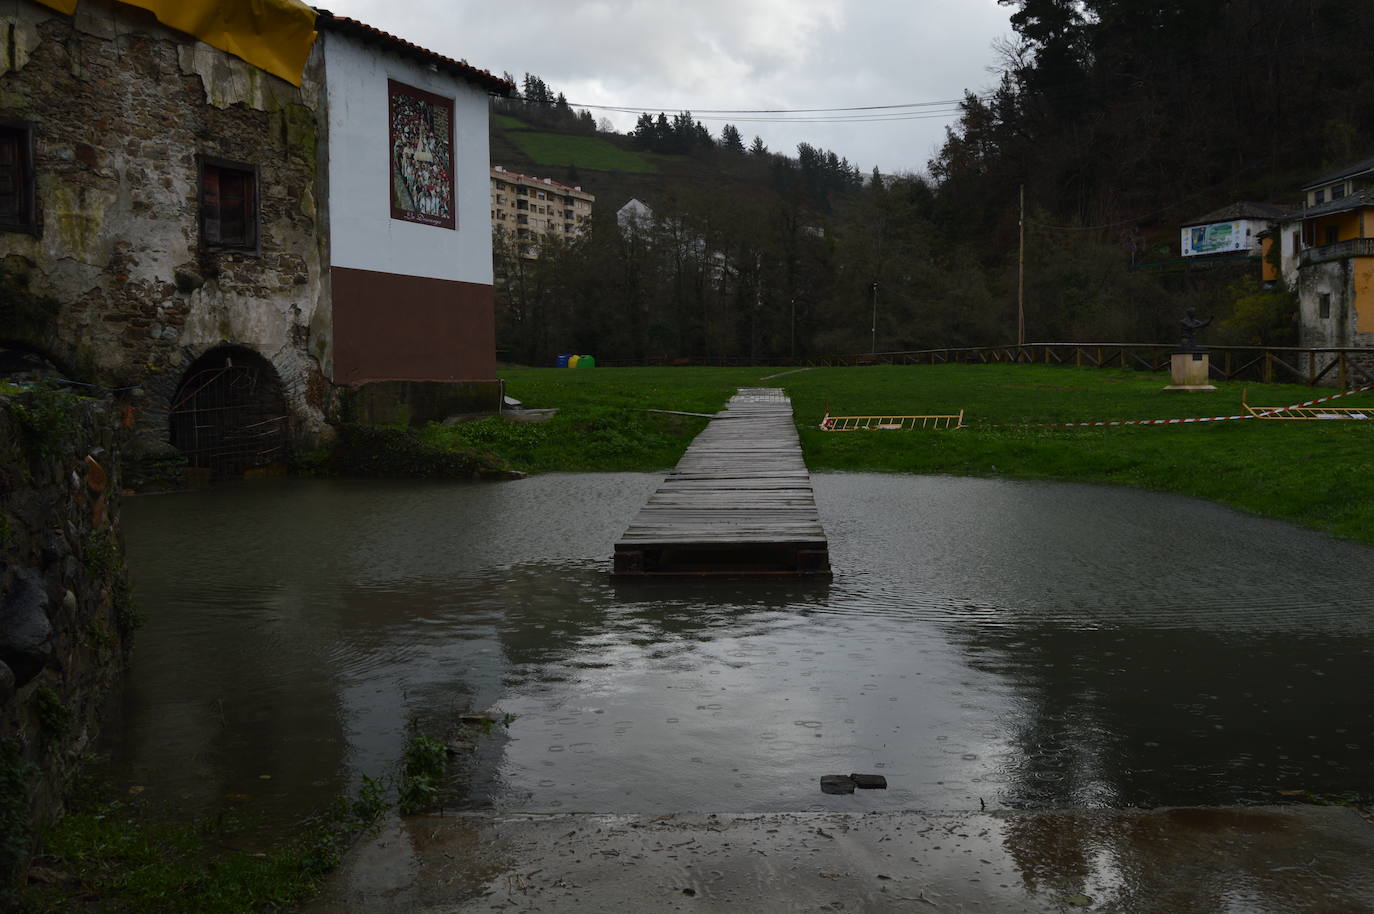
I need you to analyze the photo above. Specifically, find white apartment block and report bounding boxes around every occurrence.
[490,165,594,258]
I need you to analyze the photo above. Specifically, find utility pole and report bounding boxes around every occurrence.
[790,296,796,361]
[870,281,878,354]
[1017,184,1026,347]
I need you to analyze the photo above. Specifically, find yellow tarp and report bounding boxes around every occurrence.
[33,0,317,86]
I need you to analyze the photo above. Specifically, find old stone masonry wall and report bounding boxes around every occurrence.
[0,2,331,463]
[0,386,132,899]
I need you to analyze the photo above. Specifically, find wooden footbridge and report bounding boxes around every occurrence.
[613,388,831,577]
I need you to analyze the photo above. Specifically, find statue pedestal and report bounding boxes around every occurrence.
[1164,351,1216,391]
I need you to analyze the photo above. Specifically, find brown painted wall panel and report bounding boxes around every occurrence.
[332,266,496,384]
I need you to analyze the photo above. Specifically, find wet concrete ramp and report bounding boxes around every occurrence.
[310,806,1374,913]
[613,388,830,577]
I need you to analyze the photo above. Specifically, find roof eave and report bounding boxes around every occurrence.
[314,8,514,96]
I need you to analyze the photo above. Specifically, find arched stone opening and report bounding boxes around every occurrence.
[168,346,289,479]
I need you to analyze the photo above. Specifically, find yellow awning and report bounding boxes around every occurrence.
[33,0,318,86]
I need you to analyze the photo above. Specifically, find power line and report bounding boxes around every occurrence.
[563,98,968,115]
[516,16,1354,130]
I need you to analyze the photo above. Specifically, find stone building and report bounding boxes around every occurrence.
[0,0,511,480]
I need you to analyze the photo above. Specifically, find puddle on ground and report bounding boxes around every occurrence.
[105,473,1374,828]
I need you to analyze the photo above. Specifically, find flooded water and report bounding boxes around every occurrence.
[108,473,1374,825]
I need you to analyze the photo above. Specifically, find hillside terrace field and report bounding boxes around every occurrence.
[492,115,658,174]
[430,364,1374,544]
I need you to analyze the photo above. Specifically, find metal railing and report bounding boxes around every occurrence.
[1300,237,1374,267]
[820,410,964,431]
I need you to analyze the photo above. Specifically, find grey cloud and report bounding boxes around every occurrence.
[320,0,1011,173]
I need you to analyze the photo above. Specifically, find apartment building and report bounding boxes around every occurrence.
[490,165,593,257]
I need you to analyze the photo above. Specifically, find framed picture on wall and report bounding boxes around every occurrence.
[388,79,456,230]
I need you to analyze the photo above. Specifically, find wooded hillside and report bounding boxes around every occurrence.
[491,0,1374,366]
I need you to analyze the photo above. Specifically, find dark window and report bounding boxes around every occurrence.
[1325,225,1339,245]
[1314,188,1325,204]
[0,122,37,234]
[1319,293,1331,319]
[1332,183,1347,200]
[1291,230,1300,252]
[201,159,257,251]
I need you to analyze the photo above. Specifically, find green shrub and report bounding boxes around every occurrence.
[399,735,447,815]
[328,423,506,478]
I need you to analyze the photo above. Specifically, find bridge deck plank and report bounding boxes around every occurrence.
[613,388,831,575]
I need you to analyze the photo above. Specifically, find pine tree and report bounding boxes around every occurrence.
[749,135,767,156]
[631,113,656,148]
[693,120,714,148]
[721,124,745,153]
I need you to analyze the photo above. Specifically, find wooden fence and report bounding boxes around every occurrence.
[598,344,1374,387]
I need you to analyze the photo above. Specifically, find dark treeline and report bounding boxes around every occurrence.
[496,0,1374,364]
[495,72,600,134]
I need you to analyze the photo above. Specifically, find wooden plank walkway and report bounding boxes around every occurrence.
[613,388,831,577]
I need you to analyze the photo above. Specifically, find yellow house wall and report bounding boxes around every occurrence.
[1260,236,1279,282]
[1356,257,1374,333]
[1308,210,1362,243]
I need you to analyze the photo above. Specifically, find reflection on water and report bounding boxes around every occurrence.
[109,474,1374,823]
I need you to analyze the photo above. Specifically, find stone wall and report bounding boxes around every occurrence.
[1296,259,1361,348]
[0,385,132,896]
[0,0,331,462]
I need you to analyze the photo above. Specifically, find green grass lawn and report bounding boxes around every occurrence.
[501,130,657,173]
[465,364,1374,544]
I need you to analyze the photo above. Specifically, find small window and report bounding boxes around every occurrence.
[1325,225,1339,245]
[1314,188,1326,204]
[201,159,257,251]
[1319,293,1331,319]
[0,122,37,234]
[1332,183,1347,200]
[1291,230,1300,252]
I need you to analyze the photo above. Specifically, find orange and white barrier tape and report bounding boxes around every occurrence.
[1049,383,1374,428]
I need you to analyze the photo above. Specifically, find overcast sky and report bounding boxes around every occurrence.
[319,1,1015,175]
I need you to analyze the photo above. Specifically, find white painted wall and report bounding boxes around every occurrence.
[321,31,493,284]
[1180,219,1269,257]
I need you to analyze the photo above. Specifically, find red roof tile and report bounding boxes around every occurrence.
[314,9,513,95]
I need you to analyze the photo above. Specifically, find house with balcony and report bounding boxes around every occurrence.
[1267,156,1374,348]
[490,166,593,259]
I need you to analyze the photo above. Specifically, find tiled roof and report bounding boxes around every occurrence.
[1291,188,1374,221]
[1301,155,1374,191]
[1181,201,1293,226]
[314,9,513,95]
[490,167,593,197]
